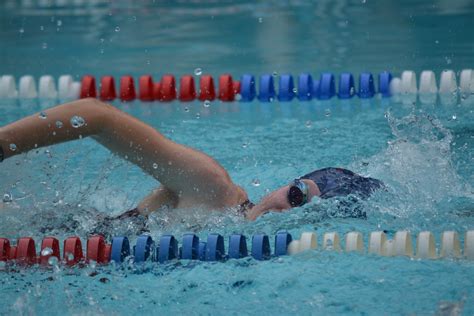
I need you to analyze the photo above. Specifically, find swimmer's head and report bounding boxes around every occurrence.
[246,168,383,220]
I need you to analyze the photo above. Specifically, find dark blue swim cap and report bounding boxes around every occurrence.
[300,167,383,199]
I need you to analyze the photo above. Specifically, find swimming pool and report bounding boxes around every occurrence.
[1,1,474,314]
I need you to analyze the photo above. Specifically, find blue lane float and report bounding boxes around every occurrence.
[111,236,130,263]
[251,234,271,260]
[338,73,355,99]
[181,233,199,260]
[274,231,293,256]
[278,74,295,101]
[158,235,178,263]
[205,233,225,261]
[297,73,313,101]
[378,71,392,98]
[134,235,154,263]
[228,234,248,259]
[240,74,256,102]
[319,73,336,100]
[258,74,275,102]
[359,72,375,98]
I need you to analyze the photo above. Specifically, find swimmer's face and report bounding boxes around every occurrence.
[246,179,320,220]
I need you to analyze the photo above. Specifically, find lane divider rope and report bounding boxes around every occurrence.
[0,230,473,269]
[0,70,472,103]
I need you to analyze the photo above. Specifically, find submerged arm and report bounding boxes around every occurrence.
[0,98,246,209]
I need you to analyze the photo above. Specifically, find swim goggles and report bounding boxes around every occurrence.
[287,179,309,207]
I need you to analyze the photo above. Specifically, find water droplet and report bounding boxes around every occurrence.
[2,193,12,203]
[57,20,62,27]
[67,253,74,261]
[153,163,158,169]
[325,109,331,117]
[272,71,278,77]
[251,179,261,187]
[350,87,355,95]
[235,93,242,101]
[241,143,248,148]
[258,17,263,23]
[70,115,85,128]
[305,120,312,128]
[321,128,329,134]
[195,112,201,119]
[42,42,48,49]
[115,26,120,32]
[41,247,53,256]
[194,68,202,76]
[292,87,297,93]
[184,107,189,112]
[39,112,47,119]
[48,256,58,266]
[89,260,97,269]
[40,25,44,31]
[361,0,366,3]
[55,120,63,128]
[100,38,105,43]
[445,56,452,65]
[435,40,439,44]
[203,100,211,108]
[9,143,17,151]
[19,28,25,34]
[452,114,457,121]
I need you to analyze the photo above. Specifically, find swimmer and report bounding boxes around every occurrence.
[0,98,383,221]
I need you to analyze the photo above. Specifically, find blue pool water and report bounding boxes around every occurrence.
[1,1,474,315]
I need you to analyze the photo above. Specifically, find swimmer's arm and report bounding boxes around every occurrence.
[0,98,246,208]
[136,186,178,215]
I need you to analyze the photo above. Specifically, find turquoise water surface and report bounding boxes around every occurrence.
[1,1,474,315]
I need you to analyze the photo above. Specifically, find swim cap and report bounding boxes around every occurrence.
[300,167,383,199]
[0,145,3,162]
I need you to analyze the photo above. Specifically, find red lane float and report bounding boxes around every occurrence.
[153,82,162,100]
[179,75,196,101]
[80,75,97,98]
[63,236,83,266]
[87,235,110,264]
[233,81,241,95]
[0,238,10,261]
[139,75,154,101]
[100,76,117,101]
[16,237,37,265]
[160,75,176,101]
[199,75,216,101]
[40,237,60,265]
[9,246,17,260]
[120,76,136,101]
[104,244,111,263]
[219,74,235,101]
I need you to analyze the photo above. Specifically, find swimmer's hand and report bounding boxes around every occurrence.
[246,186,292,221]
